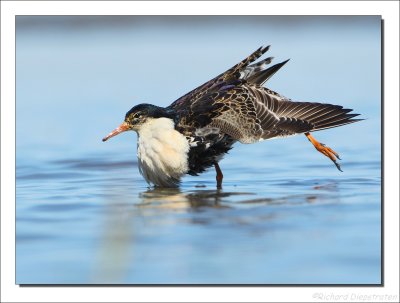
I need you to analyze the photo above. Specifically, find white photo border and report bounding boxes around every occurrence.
[1,1,399,302]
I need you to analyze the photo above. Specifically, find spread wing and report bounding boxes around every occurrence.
[246,86,361,142]
[168,46,361,143]
[168,45,282,112]
[175,85,361,143]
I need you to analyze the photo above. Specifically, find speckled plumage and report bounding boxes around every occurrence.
[103,45,361,187]
[170,46,360,137]
[166,46,361,174]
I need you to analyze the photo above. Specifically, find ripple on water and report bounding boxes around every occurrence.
[52,158,137,170]
[16,154,381,284]
[17,172,89,181]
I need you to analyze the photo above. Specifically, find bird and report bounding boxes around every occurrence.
[102,45,362,188]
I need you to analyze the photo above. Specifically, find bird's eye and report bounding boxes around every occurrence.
[133,115,142,123]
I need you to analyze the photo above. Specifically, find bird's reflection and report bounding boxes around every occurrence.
[92,182,341,283]
[136,181,340,209]
[137,187,253,209]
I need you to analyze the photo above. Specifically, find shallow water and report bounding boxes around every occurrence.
[16,16,381,284]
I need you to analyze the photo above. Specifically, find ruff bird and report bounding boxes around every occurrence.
[102,46,361,188]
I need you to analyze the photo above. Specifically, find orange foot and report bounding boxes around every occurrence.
[305,132,342,172]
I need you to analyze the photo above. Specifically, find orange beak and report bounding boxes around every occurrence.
[102,122,130,142]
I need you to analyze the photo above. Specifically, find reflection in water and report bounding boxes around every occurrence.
[91,185,343,283]
[136,184,340,209]
[16,138,379,284]
[313,182,338,192]
[138,188,255,209]
[91,188,134,284]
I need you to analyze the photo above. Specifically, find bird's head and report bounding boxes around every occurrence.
[102,103,174,142]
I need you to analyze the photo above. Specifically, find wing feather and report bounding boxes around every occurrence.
[168,45,271,112]
[167,46,361,143]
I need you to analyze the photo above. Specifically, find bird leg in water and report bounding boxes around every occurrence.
[305,132,342,172]
[214,163,223,189]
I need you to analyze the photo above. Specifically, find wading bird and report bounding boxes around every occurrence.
[102,46,361,188]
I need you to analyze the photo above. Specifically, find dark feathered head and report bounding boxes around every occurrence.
[102,103,175,142]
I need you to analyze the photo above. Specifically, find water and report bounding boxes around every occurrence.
[16,16,381,284]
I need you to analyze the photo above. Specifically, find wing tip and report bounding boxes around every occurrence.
[260,45,271,53]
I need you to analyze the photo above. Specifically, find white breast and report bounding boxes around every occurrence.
[136,117,189,187]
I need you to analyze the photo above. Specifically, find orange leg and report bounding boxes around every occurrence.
[214,163,223,189]
[305,132,343,172]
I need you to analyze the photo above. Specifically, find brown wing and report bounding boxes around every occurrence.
[174,85,279,142]
[168,45,271,112]
[168,46,361,142]
[216,85,361,143]
[248,85,362,140]
[176,84,361,144]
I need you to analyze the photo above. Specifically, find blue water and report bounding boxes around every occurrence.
[16,16,381,284]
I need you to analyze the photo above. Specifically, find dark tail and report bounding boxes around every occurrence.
[275,101,363,133]
[246,59,290,85]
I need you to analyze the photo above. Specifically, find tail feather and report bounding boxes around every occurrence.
[241,56,274,80]
[247,59,290,85]
[228,45,271,78]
